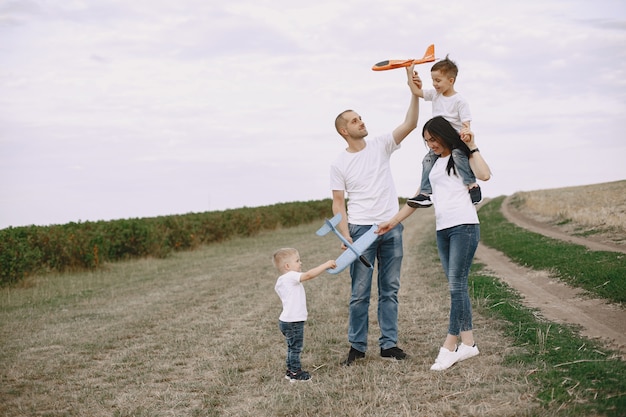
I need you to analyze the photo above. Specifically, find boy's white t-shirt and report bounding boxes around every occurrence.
[330,133,401,225]
[423,90,471,132]
[275,270,307,322]
[429,155,479,231]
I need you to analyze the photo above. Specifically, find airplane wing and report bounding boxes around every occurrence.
[351,224,379,254]
[372,44,435,71]
[316,213,342,236]
[327,224,379,275]
[328,249,358,275]
[372,59,414,71]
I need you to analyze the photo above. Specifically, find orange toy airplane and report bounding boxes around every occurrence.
[372,44,436,71]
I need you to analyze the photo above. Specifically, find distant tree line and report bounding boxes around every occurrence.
[0,199,335,286]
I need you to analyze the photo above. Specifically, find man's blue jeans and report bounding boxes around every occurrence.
[436,224,480,335]
[348,222,403,352]
[279,320,304,372]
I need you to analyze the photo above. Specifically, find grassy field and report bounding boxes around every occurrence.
[480,196,626,304]
[509,180,626,246]
[1,182,624,416]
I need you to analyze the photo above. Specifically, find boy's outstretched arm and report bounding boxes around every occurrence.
[300,260,337,282]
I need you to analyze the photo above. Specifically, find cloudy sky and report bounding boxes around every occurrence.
[1,0,625,229]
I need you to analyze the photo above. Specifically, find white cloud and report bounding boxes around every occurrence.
[1,0,625,228]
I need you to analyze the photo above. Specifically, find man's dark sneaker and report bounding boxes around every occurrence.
[380,346,407,360]
[285,369,311,382]
[407,193,432,208]
[469,185,482,205]
[342,347,365,366]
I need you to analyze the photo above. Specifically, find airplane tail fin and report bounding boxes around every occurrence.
[424,44,435,61]
[413,44,435,65]
[316,213,342,236]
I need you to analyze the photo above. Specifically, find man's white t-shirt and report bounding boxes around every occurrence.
[330,134,401,225]
[275,271,307,322]
[429,155,479,231]
[423,90,471,132]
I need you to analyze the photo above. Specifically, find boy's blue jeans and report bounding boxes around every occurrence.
[347,222,403,352]
[419,149,476,194]
[436,224,480,335]
[279,320,304,372]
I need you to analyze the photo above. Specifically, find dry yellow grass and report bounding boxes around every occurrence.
[510,180,626,245]
[0,209,539,417]
[4,181,623,416]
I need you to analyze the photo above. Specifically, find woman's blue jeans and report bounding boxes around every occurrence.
[348,222,403,352]
[436,224,480,336]
[279,320,304,372]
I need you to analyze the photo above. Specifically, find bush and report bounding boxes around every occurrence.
[0,199,334,286]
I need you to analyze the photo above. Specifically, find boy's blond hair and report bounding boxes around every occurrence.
[272,248,298,273]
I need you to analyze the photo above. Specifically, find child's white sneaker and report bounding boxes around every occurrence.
[430,347,460,371]
[457,343,480,362]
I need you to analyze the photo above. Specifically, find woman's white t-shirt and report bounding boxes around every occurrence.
[429,155,479,231]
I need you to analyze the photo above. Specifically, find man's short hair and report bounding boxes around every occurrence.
[335,109,353,135]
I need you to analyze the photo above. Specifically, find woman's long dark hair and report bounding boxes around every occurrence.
[422,116,470,176]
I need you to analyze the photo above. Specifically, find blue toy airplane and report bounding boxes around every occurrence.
[316,213,379,274]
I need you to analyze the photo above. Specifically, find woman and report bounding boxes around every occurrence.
[377,116,492,371]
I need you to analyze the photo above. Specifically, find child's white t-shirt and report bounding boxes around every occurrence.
[429,155,479,231]
[423,90,472,132]
[330,133,401,225]
[275,271,307,322]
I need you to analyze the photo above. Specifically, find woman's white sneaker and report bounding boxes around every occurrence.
[457,343,479,362]
[430,347,460,371]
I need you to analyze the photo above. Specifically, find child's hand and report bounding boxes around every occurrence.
[412,71,422,90]
[327,260,337,270]
[460,122,472,143]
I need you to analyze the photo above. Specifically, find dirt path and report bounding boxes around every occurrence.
[475,196,626,359]
[500,196,626,254]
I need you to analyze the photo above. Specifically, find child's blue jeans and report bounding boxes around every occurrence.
[279,320,305,372]
[419,149,476,194]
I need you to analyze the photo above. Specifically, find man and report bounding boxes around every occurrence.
[330,66,421,365]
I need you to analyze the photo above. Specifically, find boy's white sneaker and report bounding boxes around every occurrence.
[430,347,460,371]
[457,343,480,362]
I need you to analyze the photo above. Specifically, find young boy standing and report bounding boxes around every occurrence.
[273,248,336,382]
[406,55,482,207]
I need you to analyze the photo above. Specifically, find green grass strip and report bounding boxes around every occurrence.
[479,197,626,304]
[472,197,626,415]
[470,267,626,416]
